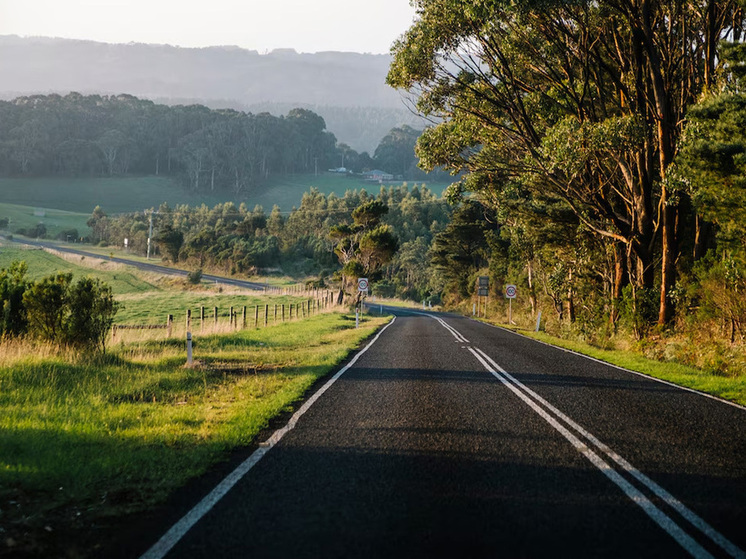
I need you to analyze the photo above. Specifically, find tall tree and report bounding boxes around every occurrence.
[388,0,746,325]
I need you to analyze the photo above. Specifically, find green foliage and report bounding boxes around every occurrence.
[389,0,746,327]
[155,224,184,263]
[20,271,118,350]
[187,268,203,285]
[0,260,28,337]
[431,200,498,300]
[65,277,118,351]
[24,273,72,342]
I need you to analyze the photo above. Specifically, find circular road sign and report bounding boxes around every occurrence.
[358,278,369,292]
[505,284,517,299]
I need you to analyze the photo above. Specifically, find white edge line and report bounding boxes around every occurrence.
[472,318,746,412]
[139,316,397,559]
[466,347,713,559]
[470,347,745,559]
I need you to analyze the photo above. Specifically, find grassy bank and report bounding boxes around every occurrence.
[0,312,390,557]
[484,321,746,407]
[0,244,156,294]
[0,202,90,238]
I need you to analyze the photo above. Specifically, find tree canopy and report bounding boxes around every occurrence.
[389,0,746,325]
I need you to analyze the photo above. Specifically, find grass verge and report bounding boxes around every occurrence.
[487,322,746,407]
[0,312,390,557]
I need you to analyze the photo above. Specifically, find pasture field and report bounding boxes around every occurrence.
[0,202,90,238]
[0,174,450,216]
[0,244,156,294]
[0,312,390,558]
[0,245,320,328]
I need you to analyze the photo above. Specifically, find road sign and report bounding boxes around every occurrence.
[478,276,489,287]
[357,277,369,292]
[477,287,488,297]
[505,284,517,299]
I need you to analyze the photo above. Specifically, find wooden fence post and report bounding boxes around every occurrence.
[186,309,191,331]
[230,306,234,326]
[282,304,285,322]
[214,306,218,327]
[254,305,259,328]
[167,314,173,337]
[242,306,247,328]
[274,304,277,323]
[264,304,269,327]
[200,306,205,331]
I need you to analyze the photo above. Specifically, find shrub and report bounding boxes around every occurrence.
[21,272,118,351]
[0,261,29,337]
[186,269,203,285]
[57,228,79,242]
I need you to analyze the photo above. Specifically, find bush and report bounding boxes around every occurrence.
[0,261,29,337]
[57,228,79,242]
[21,272,118,351]
[186,269,203,285]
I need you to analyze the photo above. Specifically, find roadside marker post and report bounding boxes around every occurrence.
[535,310,542,332]
[186,332,193,367]
[477,277,489,318]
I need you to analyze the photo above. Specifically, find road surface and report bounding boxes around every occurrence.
[131,309,745,558]
[8,237,270,291]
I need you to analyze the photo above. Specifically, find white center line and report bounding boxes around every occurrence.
[428,315,744,559]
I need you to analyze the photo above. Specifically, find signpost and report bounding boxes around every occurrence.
[357,278,368,328]
[505,284,517,324]
[477,276,489,317]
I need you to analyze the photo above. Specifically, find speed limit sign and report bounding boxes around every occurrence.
[505,284,517,299]
[357,278,369,292]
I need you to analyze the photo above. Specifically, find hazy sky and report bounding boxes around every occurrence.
[0,0,418,54]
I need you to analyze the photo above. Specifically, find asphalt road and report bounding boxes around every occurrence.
[8,238,270,291]
[136,309,745,558]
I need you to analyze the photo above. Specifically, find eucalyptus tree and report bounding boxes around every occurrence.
[388,0,746,324]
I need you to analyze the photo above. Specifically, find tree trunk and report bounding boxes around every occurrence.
[527,259,537,315]
[611,241,628,325]
[694,215,712,261]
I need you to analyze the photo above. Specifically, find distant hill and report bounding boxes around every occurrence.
[0,35,426,152]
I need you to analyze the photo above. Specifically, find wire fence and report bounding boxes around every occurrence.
[111,290,341,344]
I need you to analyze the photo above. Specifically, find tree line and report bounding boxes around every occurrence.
[0,93,438,193]
[387,1,745,331]
[89,184,451,300]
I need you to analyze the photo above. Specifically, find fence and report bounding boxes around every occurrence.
[111,290,341,344]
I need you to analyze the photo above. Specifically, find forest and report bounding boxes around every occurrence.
[0,93,433,194]
[89,184,451,302]
[383,0,746,374]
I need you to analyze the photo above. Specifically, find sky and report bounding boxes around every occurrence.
[0,0,418,54]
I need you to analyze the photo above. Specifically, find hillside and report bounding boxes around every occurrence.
[0,35,425,152]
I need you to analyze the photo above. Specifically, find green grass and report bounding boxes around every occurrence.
[0,175,451,216]
[115,290,317,325]
[256,173,450,210]
[0,312,390,557]
[0,245,156,294]
[0,202,90,238]
[494,324,746,406]
[0,176,197,214]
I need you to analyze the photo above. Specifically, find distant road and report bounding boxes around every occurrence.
[132,308,746,559]
[8,238,271,291]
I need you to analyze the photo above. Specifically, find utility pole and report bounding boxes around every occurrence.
[146,210,154,260]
